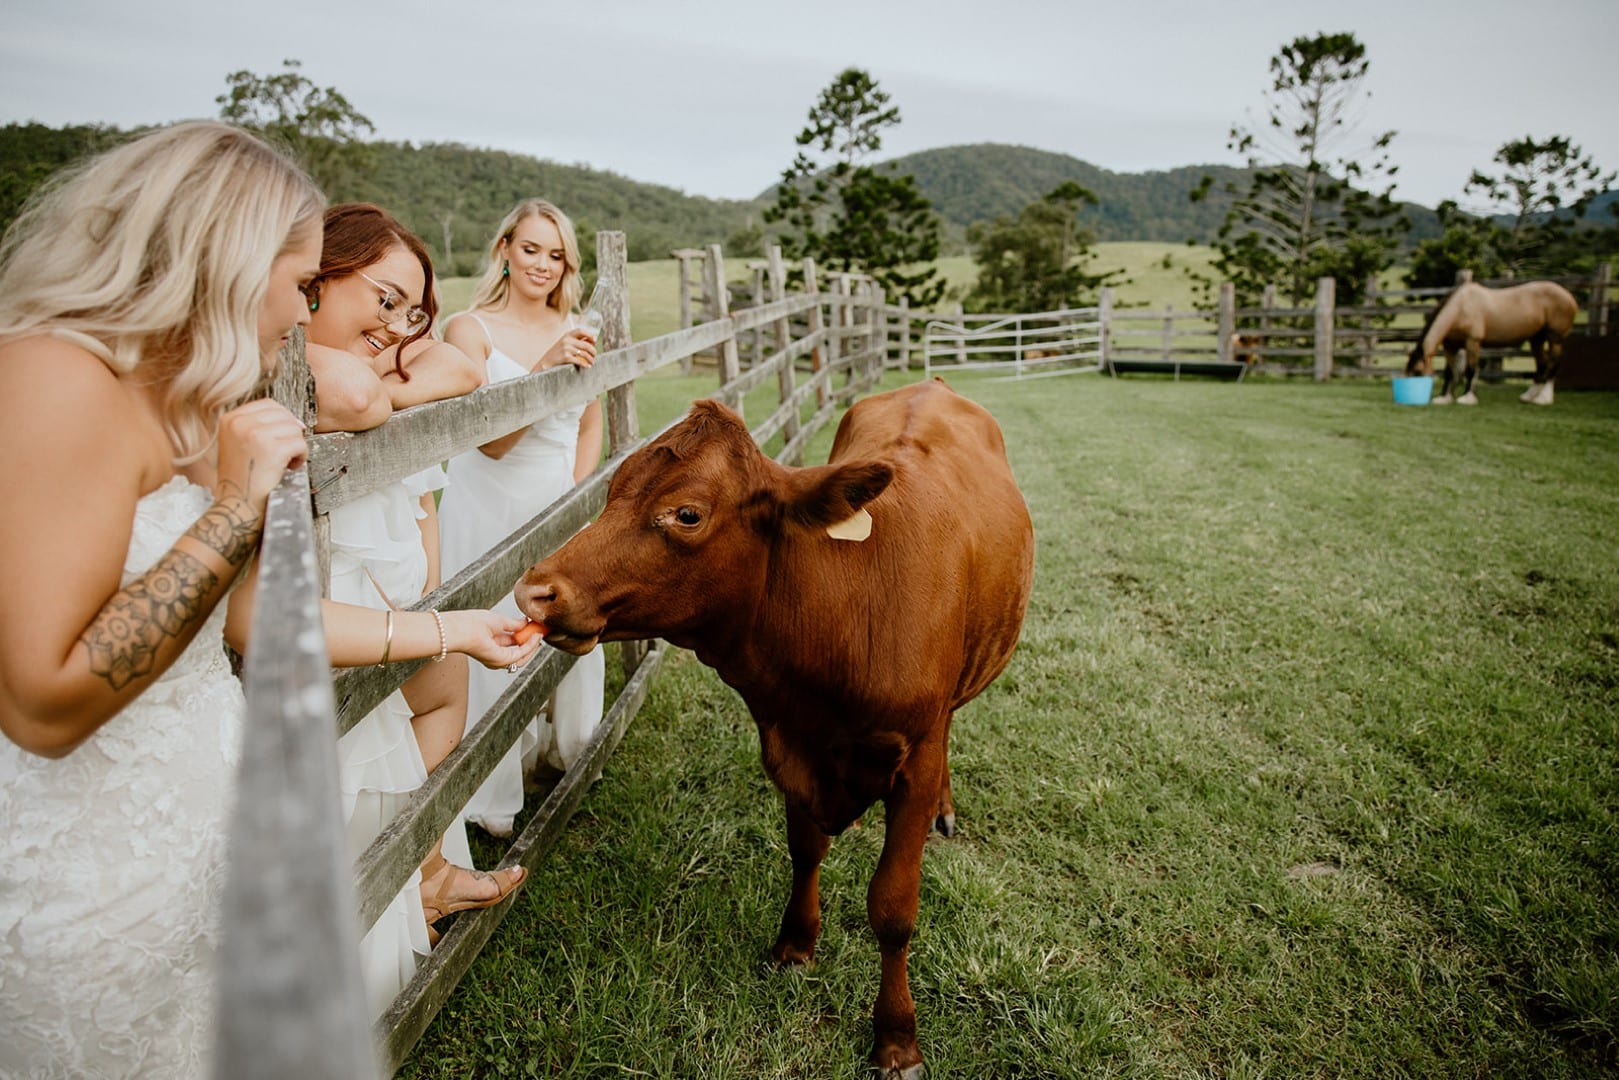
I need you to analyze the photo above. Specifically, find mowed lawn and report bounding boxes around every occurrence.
[402,373,1618,1078]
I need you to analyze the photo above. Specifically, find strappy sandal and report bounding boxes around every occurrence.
[420,852,526,927]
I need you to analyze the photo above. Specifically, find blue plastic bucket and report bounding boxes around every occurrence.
[1392,375,1433,406]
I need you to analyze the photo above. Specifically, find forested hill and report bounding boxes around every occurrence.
[876,143,1243,241]
[0,122,763,274]
[4,125,1454,269]
[864,143,1444,243]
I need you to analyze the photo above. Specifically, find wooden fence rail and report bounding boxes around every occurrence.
[218,234,889,1078]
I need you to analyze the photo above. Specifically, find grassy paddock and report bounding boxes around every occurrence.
[403,373,1618,1078]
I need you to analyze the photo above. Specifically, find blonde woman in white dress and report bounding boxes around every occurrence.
[439,200,605,837]
[0,122,322,1078]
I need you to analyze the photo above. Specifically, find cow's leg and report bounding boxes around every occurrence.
[1457,341,1481,405]
[772,800,830,966]
[934,719,956,837]
[866,743,944,1078]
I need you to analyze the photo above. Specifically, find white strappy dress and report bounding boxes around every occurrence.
[0,476,240,1078]
[438,313,605,836]
[327,464,475,1016]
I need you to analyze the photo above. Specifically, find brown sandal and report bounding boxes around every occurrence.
[420,853,526,926]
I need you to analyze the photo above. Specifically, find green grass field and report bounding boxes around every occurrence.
[401,373,1619,1078]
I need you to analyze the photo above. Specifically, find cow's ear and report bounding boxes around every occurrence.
[786,460,893,528]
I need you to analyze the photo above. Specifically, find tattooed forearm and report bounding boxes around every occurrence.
[81,549,220,691]
[189,493,262,567]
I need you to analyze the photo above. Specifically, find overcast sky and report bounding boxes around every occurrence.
[4,0,1615,214]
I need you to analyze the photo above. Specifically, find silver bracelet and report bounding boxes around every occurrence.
[430,609,447,662]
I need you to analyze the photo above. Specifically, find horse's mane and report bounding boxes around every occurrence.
[1417,285,1462,340]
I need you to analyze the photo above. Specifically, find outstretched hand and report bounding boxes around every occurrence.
[446,609,546,670]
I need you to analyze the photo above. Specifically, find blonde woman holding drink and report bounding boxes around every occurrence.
[439,199,604,837]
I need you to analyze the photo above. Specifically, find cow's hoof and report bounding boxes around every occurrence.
[1432,394,1453,405]
[934,812,955,838]
[1457,392,1478,405]
[771,939,816,967]
[876,1064,924,1080]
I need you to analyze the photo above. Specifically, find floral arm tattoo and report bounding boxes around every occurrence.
[189,493,262,568]
[81,550,219,691]
[79,495,261,692]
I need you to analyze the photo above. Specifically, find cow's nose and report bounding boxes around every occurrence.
[514,572,558,620]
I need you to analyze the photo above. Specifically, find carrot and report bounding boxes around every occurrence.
[513,620,545,645]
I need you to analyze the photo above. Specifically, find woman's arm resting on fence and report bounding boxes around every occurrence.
[225,561,543,671]
[0,343,305,758]
[381,338,485,411]
[308,341,393,433]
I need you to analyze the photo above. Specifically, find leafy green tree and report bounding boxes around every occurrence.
[765,68,946,306]
[216,59,375,197]
[1405,137,1614,286]
[1462,136,1614,276]
[1191,32,1408,306]
[964,183,1125,313]
[1403,200,1507,288]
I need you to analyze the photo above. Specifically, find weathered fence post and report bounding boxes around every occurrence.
[704,243,743,414]
[1160,302,1174,364]
[1589,261,1611,336]
[1260,283,1276,368]
[1216,282,1235,365]
[217,328,376,1080]
[748,260,767,369]
[767,245,802,460]
[803,257,829,409]
[1098,287,1113,372]
[1313,276,1336,381]
[596,231,647,675]
[952,301,967,366]
[896,297,911,370]
[672,247,705,374]
[1360,273,1379,369]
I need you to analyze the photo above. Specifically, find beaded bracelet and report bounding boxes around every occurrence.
[429,609,447,662]
[378,610,394,667]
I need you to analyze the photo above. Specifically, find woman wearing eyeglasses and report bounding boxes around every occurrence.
[437,199,605,839]
[233,202,528,1016]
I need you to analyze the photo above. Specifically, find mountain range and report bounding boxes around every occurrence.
[0,124,1544,273]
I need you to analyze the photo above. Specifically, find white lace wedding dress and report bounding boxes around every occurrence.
[0,476,243,1078]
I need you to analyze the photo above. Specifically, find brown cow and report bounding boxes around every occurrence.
[516,379,1034,1077]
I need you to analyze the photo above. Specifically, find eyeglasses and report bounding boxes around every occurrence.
[357,271,430,333]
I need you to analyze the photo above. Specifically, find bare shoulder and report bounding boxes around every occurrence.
[0,336,162,480]
[442,310,493,357]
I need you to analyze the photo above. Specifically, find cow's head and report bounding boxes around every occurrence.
[515,399,892,654]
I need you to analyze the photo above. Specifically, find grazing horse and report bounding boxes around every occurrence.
[1405,281,1578,405]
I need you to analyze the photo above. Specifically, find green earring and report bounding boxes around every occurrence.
[308,297,318,312]
[502,260,509,278]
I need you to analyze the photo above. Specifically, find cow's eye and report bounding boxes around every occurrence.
[675,507,701,526]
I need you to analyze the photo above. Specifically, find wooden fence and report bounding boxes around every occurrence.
[215,234,891,1079]
[905,263,1615,383]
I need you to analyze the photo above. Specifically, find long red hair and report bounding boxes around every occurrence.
[316,203,437,380]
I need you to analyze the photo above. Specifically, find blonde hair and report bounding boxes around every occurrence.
[468,199,583,315]
[0,121,325,462]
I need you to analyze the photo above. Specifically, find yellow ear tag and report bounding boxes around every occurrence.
[826,507,873,542]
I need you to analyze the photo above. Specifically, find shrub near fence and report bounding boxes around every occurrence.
[216,234,892,1079]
